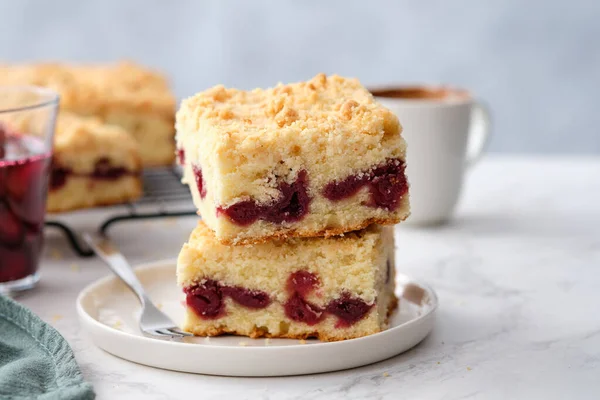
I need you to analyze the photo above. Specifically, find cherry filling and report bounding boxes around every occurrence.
[49,167,69,191]
[321,174,364,201]
[185,271,374,327]
[217,170,310,226]
[192,164,207,198]
[284,270,373,327]
[49,157,137,191]
[176,148,185,165]
[185,280,271,319]
[284,293,324,325]
[93,159,128,179]
[322,158,408,210]
[221,286,272,309]
[326,292,373,328]
[368,161,408,210]
[287,270,320,296]
[284,271,324,325]
[185,280,223,318]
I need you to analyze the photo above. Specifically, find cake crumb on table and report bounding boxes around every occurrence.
[238,341,248,346]
[163,218,177,226]
[52,314,63,322]
[70,263,80,272]
[298,339,307,344]
[383,372,390,377]
[49,248,63,260]
[264,338,271,345]
[467,367,472,371]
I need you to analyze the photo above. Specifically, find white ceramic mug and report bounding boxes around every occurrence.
[371,86,491,225]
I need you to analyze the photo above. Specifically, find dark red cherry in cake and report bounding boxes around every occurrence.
[284,293,324,325]
[192,164,207,198]
[185,280,224,318]
[323,158,408,211]
[176,148,185,165]
[222,286,271,309]
[326,292,373,327]
[218,200,262,226]
[368,161,408,210]
[263,170,310,224]
[49,166,69,191]
[322,174,365,201]
[218,170,310,226]
[185,280,271,318]
[92,158,128,179]
[287,270,319,296]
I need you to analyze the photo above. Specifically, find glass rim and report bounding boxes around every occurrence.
[0,85,60,114]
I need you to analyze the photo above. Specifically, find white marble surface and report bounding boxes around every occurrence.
[15,156,600,399]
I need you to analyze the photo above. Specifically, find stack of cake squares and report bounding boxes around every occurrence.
[175,74,410,341]
[0,62,176,212]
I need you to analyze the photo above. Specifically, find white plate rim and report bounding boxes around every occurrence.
[77,259,438,350]
[76,259,439,375]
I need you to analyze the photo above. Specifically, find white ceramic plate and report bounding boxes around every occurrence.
[77,260,438,377]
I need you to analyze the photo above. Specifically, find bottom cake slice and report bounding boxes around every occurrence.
[177,221,397,341]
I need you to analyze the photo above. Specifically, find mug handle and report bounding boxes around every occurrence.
[466,101,492,167]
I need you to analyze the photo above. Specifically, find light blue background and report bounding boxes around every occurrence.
[1,0,598,153]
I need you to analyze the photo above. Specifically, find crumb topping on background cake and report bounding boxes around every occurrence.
[52,113,141,172]
[0,62,176,117]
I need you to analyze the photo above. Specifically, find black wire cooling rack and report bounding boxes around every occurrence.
[44,167,196,257]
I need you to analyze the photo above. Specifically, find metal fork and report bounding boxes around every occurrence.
[83,233,192,340]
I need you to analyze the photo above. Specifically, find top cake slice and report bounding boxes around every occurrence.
[176,74,410,244]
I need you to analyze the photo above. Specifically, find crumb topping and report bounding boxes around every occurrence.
[0,62,175,117]
[177,74,401,140]
[52,113,141,172]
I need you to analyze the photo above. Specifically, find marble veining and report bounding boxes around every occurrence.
[17,156,600,399]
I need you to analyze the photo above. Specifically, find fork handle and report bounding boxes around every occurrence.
[83,233,152,306]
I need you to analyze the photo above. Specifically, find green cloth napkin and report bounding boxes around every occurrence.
[0,295,94,400]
